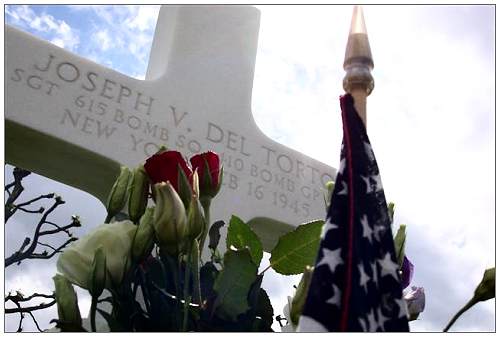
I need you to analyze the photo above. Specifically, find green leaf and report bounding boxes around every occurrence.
[247,217,294,252]
[387,202,395,224]
[393,224,406,267]
[208,220,225,251]
[269,220,324,275]
[255,288,274,331]
[200,262,219,300]
[213,248,258,321]
[227,215,263,266]
[178,165,193,210]
[247,275,264,312]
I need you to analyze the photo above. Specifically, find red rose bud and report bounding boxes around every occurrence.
[144,151,192,193]
[190,151,222,199]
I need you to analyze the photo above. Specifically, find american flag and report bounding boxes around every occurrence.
[297,94,409,332]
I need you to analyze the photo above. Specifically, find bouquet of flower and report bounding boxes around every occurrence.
[51,149,326,332]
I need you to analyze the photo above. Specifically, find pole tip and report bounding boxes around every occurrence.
[349,5,368,35]
[343,5,373,70]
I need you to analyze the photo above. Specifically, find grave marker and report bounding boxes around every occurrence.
[5,5,337,250]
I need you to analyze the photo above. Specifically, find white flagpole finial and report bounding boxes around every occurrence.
[343,5,374,127]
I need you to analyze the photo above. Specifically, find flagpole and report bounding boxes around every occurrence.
[343,5,374,128]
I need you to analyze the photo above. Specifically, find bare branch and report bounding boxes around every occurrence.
[29,237,78,260]
[39,219,81,236]
[5,196,68,267]
[15,193,55,208]
[5,300,56,314]
[27,311,43,332]
[4,168,31,222]
[5,292,55,303]
[15,206,45,214]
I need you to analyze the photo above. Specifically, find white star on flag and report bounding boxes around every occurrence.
[377,307,390,330]
[337,181,348,195]
[360,214,374,244]
[338,157,346,175]
[316,247,344,274]
[374,224,386,241]
[326,283,342,307]
[372,174,383,192]
[364,141,375,161]
[378,253,400,281]
[361,175,373,193]
[366,308,378,331]
[370,261,379,288]
[358,263,370,293]
[321,220,339,239]
[394,298,409,319]
[358,317,367,331]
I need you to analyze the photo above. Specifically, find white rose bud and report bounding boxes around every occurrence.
[132,207,155,263]
[106,166,132,219]
[87,246,106,298]
[53,274,83,330]
[187,193,205,240]
[57,221,137,290]
[153,182,188,255]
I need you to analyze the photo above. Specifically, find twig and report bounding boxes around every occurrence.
[5,292,55,303]
[4,168,32,222]
[27,311,43,332]
[5,300,56,313]
[28,238,78,260]
[5,197,80,267]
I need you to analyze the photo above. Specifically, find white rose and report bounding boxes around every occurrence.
[57,221,137,290]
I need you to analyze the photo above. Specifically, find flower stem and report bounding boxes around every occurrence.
[90,296,98,332]
[443,299,476,332]
[182,295,191,332]
[191,241,202,305]
[199,198,211,257]
[182,244,192,332]
[259,264,273,276]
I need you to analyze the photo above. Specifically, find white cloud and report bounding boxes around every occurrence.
[94,29,112,51]
[125,5,160,32]
[72,5,159,75]
[6,5,79,52]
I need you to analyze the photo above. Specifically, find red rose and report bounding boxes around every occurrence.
[144,151,192,192]
[190,151,222,199]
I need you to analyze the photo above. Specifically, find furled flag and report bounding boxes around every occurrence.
[297,94,409,332]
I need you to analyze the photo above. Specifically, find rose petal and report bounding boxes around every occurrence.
[190,151,220,188]
[144,151,192,191]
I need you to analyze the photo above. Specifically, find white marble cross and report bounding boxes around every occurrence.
[5,5,336,250]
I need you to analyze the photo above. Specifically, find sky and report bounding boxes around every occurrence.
[3,4,495,332]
